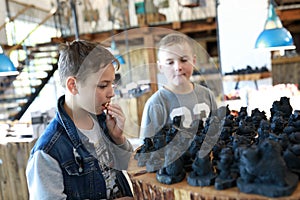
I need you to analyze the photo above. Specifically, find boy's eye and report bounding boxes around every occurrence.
[181,58,188,62]
[97,82,117,89]
[165,60,174,65]
[97,84,107,89]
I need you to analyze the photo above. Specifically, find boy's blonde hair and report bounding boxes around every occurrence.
[58,40,119,88]
[157,33,195,56]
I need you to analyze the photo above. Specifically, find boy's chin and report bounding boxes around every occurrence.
[172,78,188,85]
[92,108,104,115]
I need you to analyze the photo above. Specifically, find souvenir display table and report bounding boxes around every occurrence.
[127,154,300,200]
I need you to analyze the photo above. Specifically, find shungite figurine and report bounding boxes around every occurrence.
[232,133,253,150]
[270,96,293,121]
[283,144,300,175]
[166,124,178,144]
[153,132,166,150]
[283,110,300,175]
[153,132,167,157]
[235,107,248,124]
[211,140,226,167]
[146,151,163,172]
[187,151,216,186]
[236,117,256,138]
[135,137,154,167]
[188,130,205,159]
[156,146,186,185]
[284,110,300,135]
[214,147,236,190]
[257,119,270,144]
[166,128,194,172]
[219,114,235,142]
[237,139,298,197]
[270,113,287,135]
[251,108,267,129]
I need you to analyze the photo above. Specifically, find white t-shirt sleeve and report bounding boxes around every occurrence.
[26,150,67,200]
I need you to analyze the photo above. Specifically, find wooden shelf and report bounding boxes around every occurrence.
[222,72,272,82]
[222,72,272,90]
[191,73,222,82]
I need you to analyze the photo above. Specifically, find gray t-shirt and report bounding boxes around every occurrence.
[140,83,217,139]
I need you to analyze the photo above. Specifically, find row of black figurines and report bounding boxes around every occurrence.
[134,96,300,198]
[224,65,269,75]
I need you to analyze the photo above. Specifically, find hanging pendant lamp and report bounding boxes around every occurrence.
[111,40,126,65]
[255,2,295,53]
[0,46,18,76]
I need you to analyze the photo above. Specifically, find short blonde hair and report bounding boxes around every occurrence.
[157,33,195,56]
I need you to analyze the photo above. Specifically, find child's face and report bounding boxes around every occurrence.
[75,64,116,115]
[158,43,195,87]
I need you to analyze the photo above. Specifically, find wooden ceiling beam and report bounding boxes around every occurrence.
[52,19,217,44]
[277,8,300,21]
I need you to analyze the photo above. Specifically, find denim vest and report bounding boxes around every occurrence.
[29,95,133,200]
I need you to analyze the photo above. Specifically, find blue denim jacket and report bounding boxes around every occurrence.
[29,95,133,200]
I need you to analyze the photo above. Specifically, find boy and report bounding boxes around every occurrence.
[140,33,218,140]
[26,40,133,200]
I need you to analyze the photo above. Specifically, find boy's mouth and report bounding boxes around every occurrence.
[174,73,185,77]
[102,102,110,110]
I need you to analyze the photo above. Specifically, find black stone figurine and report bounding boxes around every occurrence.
[146,151,163,172]
[135,137,154,167]
[156,146,186,185]
[237,139,298,197]
[257,119,270,144]
[214,147,236,190]
[187,151,216,186]
[283,110,300,175]
[270,96,293,121]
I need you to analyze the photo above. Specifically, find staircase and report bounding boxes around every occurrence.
[0,43,59,122]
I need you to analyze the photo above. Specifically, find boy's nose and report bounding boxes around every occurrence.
[107,86,115,99]
[174,61,183,71]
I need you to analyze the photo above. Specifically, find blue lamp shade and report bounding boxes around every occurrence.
[0,53,19,76]
[255,28,295,50]
[255,3,296,51]
[111,40,126,65]
[115,54,126,64]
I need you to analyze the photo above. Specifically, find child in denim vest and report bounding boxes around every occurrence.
[26,40,133,200]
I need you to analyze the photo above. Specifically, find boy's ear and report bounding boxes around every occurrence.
[192,54,196,65]
[66,76,78,95]
[157,61,164,73]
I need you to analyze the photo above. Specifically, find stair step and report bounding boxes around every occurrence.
[0,94,29,103]
[29,44,58,53]
[0,42,59,122]
[14,79,42,86]
[0,102,19,110]
[16,71,49,79]
[28,51,58,59]
[20,64,54,71]
[0,102,20,112]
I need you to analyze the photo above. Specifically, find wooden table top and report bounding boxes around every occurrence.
[127,155,300,200]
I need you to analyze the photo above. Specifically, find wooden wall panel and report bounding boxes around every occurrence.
[272,56,300,87]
